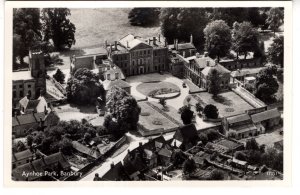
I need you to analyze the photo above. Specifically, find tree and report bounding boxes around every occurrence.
[159,98,167,108]
[183,157,196,175]
[66,68,105,105]
[26,135,34,147]
[255,67,279,103]
[160,8,209,50]
[203,104,219,119]
[268,36,284,67]
[59,137,73,155]
[41,8,76,50]
[207,69,221,96]
[203,20,231,62]
[179,105,194,125]
[266,8,284,36]
[13,8,42,64]
[209,169,225,180]
[232,21,260,59]
[198,133,208,145]
[83,132,92,143]
[106,86,141,132]
[206,129,220,141]
[245,138,260,151]
[53,68,65,84]
[128,8,160,26]
[234,151,247,161]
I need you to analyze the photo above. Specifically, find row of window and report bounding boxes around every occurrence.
[13,90,31,99]
[13,84,32,89]
[132,50,151,57]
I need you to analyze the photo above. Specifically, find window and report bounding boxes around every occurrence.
[124,63,127,67]
[144,50,146,55]
[13,91,16,98]
[20,91,23,98]
[13,85,16,89]
[140,51,142,56]
[148,50,150,54]
[19,85,23,89]
[133,61,135,66]
[28,84,31,88]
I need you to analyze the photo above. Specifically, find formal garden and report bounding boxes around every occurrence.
[136,81,181,99]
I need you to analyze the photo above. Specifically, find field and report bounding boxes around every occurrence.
[186,91,254,118]
[69,8,161,49]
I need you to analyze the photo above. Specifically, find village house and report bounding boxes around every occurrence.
[12,152,71,181]
[72,141,101,159]
[107,34,168,76]
[12,149,34,169]
[100,162,130,181]
[13,50,46,108]
[250,108,281,130]
[222,113,259,139]
[18,95,49,114]
[168,35,197,58]
[12,110,59,138]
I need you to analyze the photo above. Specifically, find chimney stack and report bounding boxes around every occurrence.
[153,37,156,45]
[158,34,161,42]
[127,41,129,48]
[190,34,193,44]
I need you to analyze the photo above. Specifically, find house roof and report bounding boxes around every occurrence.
[102,162,128,181]
[229,123,257,133]
[226,113,251,124]
[16,113,37,125]
[103,79,131,91]
[158,148,172,158]
[123,152,146,177]
[13,70,34,81]
[143,135,166,151]
[12,117,19,127]
[201,63,231,76]
[173,124,199,143]
[72,141,101,159]
[12,149,33,163]
[169,43,196,50]
[251,108,281,123]
[12,152,70,181]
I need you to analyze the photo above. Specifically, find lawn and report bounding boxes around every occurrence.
[69,8,161,49]
[136,81,180,97]
[138,101,180,133]
[186,91,254,118]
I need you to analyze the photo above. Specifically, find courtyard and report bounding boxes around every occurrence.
[185,91,255,118]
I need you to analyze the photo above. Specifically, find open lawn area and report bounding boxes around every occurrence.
[138,101,182,135]
[69,8,161,49]
[186,91,254,118]
[136,81,180,97]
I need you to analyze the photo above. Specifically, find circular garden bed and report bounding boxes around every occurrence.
[136,81,180,99]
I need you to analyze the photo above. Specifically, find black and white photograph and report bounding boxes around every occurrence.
[4,0,292,185]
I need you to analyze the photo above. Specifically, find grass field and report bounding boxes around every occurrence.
[69,8,161,49]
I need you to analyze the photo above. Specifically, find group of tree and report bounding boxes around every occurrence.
[13,8,76,66]
[128,8,160,27]
[66,68,105,105]
[268,35,284,68]
[53,68,66,84]
[207,69,221,96]
[234,138,283,172]
[254,66,279,103]
[105,86,141,138]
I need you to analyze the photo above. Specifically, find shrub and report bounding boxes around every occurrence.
[203,104,219,119]
[206,129,220,141]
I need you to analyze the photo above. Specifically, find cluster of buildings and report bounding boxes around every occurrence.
[95,124,282,181]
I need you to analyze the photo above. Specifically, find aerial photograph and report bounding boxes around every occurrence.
[11,7,284,181]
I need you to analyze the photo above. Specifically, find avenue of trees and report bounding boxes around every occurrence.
[13,8,76,67]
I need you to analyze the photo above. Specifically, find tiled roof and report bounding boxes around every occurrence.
[251,108,281,123]
[12,149,33,163]
[72,141,101,159]
[102,162,129,181]
[226,113,251,124]
[16,114,37,125]
[12,152,70,181]
[13,70,34,81]
[158,148,172,158]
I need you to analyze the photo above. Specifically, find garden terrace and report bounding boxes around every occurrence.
[185,91,254,118]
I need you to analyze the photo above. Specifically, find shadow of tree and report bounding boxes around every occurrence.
[69,103,97,114]
[212,95,233,106]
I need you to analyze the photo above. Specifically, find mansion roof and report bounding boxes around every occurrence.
[251,108,281,123]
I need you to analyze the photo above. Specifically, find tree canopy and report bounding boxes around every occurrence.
[232,21,260,59]
[160,8,209,50]
[204,20,231,61]
[266,8,284,35]
[179,105,194,125]
[254,67,279,103]
[66,68,105,105]
[41,8,76,50]
[106,86,141,132]
[203,104,219,119]
[128,8,160,26]
[268,35,284,67]
[207,69,221,96]
[53,68,65,84]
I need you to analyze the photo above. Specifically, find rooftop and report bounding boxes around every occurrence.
[102,79,131,91]
[13,70,34,81]
[226,113,251,124]
[251,108,281,123]
[12,149,33,163]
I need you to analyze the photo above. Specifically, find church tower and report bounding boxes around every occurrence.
[29,50,46,98]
